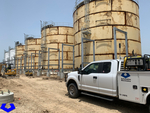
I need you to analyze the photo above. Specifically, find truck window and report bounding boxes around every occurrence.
[83,63,99,74]
[97,63,103,73]
[117,61,119,71]
[102,62,111,73]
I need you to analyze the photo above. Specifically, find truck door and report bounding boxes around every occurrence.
[81,63,100,93]
[98,62,114,96]
[118,72,140,103]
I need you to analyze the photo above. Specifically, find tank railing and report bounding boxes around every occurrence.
[73,0,83,11]
[41,21,73,28]
[24,34,40,39]
[54,22,73,27]
[74,0,139,11]
[133,0,139,4]
[41,21,55,28]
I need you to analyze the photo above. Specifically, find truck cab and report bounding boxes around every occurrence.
[66,58,150,112]
[66,59,122,98]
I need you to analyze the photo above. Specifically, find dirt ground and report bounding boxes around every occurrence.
[0,75,148,113]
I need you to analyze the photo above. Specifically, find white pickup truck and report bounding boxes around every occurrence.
[66,59,150,112]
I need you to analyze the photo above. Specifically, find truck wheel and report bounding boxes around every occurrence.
[68,83,79,98]
[148,104,150,113]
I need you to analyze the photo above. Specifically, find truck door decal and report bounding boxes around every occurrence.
[121,73,130,78]
[121,73,131,82]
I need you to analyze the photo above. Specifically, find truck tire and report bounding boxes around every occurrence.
[149,104,150,113]
[148,97,150,113]
[68,83,79,98]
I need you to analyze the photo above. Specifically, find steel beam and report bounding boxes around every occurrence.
[113,27,128,59]
[47,48,60,77]
[81,37,95,69]
[62,44,75,72]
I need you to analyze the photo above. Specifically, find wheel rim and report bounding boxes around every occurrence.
[69,85,75,96]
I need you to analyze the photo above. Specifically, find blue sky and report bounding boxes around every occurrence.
[0,0,149,61]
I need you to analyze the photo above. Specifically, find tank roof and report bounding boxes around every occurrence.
[73,0,139,14]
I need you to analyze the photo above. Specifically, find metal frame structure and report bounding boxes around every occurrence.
[28,55,31,70]
[30,53,39,76]
[113,27,128,59]
[23,53,27,71]
[24,33,28,72]
[14,56,16,69]
[16,58,19,74]
[20,56,23,74]
[81,37,95,69]
[62,44,75,72]
[31,53,39,70]
[37,50,48,76]
[38,50,48,70]
[38,50,41,70]
[47,48,60,77]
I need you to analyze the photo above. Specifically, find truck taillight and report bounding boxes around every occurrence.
[142,87,148,93]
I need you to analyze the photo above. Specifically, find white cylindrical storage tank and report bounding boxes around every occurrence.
[26,38,41,70]
[73,0,141,68]
[15,45,25,69]
[41,25,74,70]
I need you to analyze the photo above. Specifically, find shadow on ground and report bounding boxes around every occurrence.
[77,94,148,113]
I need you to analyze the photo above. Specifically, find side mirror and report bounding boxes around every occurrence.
[78,69,82,74]
[78,69,85,74]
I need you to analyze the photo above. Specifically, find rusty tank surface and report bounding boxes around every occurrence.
[15,45,25,70]
[73,0,141,68]
[26,38,41,70]
[41,26,74,70]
